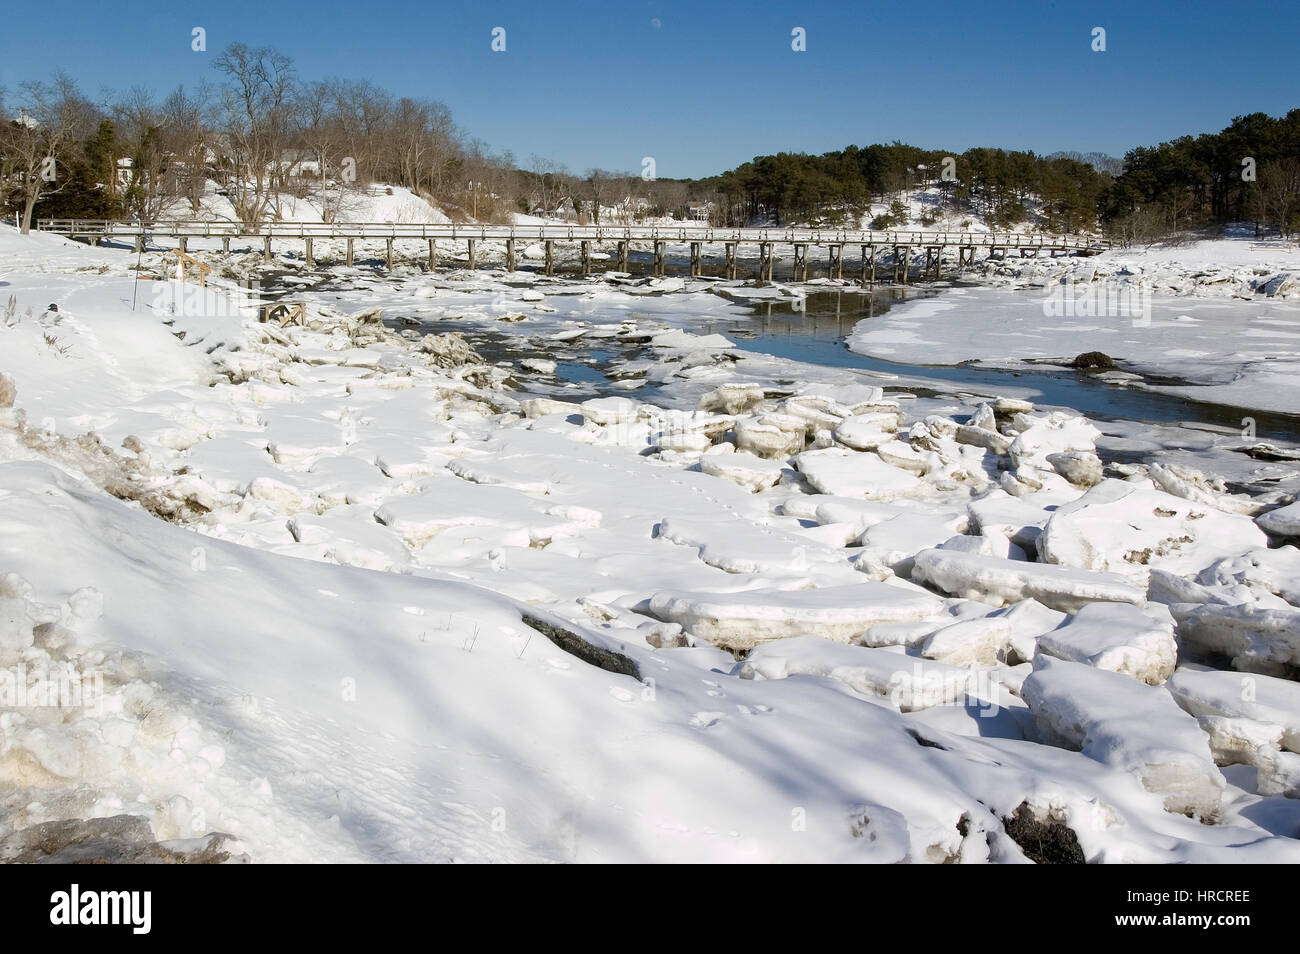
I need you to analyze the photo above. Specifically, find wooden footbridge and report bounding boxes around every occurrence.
[37,219,1109,283]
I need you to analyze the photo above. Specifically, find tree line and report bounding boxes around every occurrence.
[699,112,1300,242]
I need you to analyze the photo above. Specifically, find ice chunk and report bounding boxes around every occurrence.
[912,548,1144,613]
[919,616,1013,667]
[580,397,639,426]
[696,383,764,415]
[1199,547,1300,606]
[1167,668,1300,752]
[794,448,922,500]
[1173,603,1300,675]
[648,582,945,649]
[698,451,785,493]
[738,636,1000,712]
[1038,479,1267,586]
[0,597,36,650]
[1257,499,1300,537]
[735,414,806,460]
[1008,412,1100,470]
[1022,656,1225,820]
[1036,602,1176,685]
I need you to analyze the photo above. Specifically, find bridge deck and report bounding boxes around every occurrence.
[36,219,1108,249]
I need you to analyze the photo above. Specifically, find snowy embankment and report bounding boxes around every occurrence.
[1,226,1299,862]
[848,233,1300,415]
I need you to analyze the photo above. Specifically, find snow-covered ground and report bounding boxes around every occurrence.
[845,230,1300,415]
[2,221,1300,863]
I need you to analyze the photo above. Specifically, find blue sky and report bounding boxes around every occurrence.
[3,0,1296,178]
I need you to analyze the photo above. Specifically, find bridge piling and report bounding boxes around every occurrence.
[829,244,843,280]
[653,241,665,277]
[505,238,516,272]
[263,236,272,264]
[580,240,591,275]
[617,241,628,272]
[346,238,354,267]
[467,239,476,271]
[427,239,435,270]
[690,242,702,277]
[544,240,554,275]
[725,243,736,280]
[794,244,807,282]
[304,237,313,268]
[385,238,393,269]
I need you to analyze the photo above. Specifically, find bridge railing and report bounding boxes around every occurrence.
[35,219,1110,249]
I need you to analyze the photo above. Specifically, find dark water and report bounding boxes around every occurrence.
[711,290,1300,443]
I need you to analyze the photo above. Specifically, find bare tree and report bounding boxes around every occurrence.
[332,79,389,190]
[1252,159,1300,238]
[111,86,174,224]
[584,168,625,225]
[160,84,212,216]
[212,44,298,226]
[0,76,96,232]
[296,79,355,222]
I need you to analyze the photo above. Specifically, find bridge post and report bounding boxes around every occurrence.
[135,235,144,254]
[758,243,774,283]
[467,239,476,270]
[427,239,436,270]
[653,241,665,277]
[506,238,516,272]
[346,238,354,267]
[178,237,188,255]
[304,237,314,268]
[386,237,393,269]
[794,244,807,281]
[869,245,877,284]
[580,240,591,275]
[544,240,554,275]
[221,237,230,254]
[725,243,736,280]
[617,241,628,272]
[690,242,702,277]
[829,244,843,279]
[264,236,272,264]
[934,246,942,279]
[895,246,911,284]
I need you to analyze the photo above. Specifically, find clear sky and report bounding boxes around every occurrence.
[2,0,1296,178]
